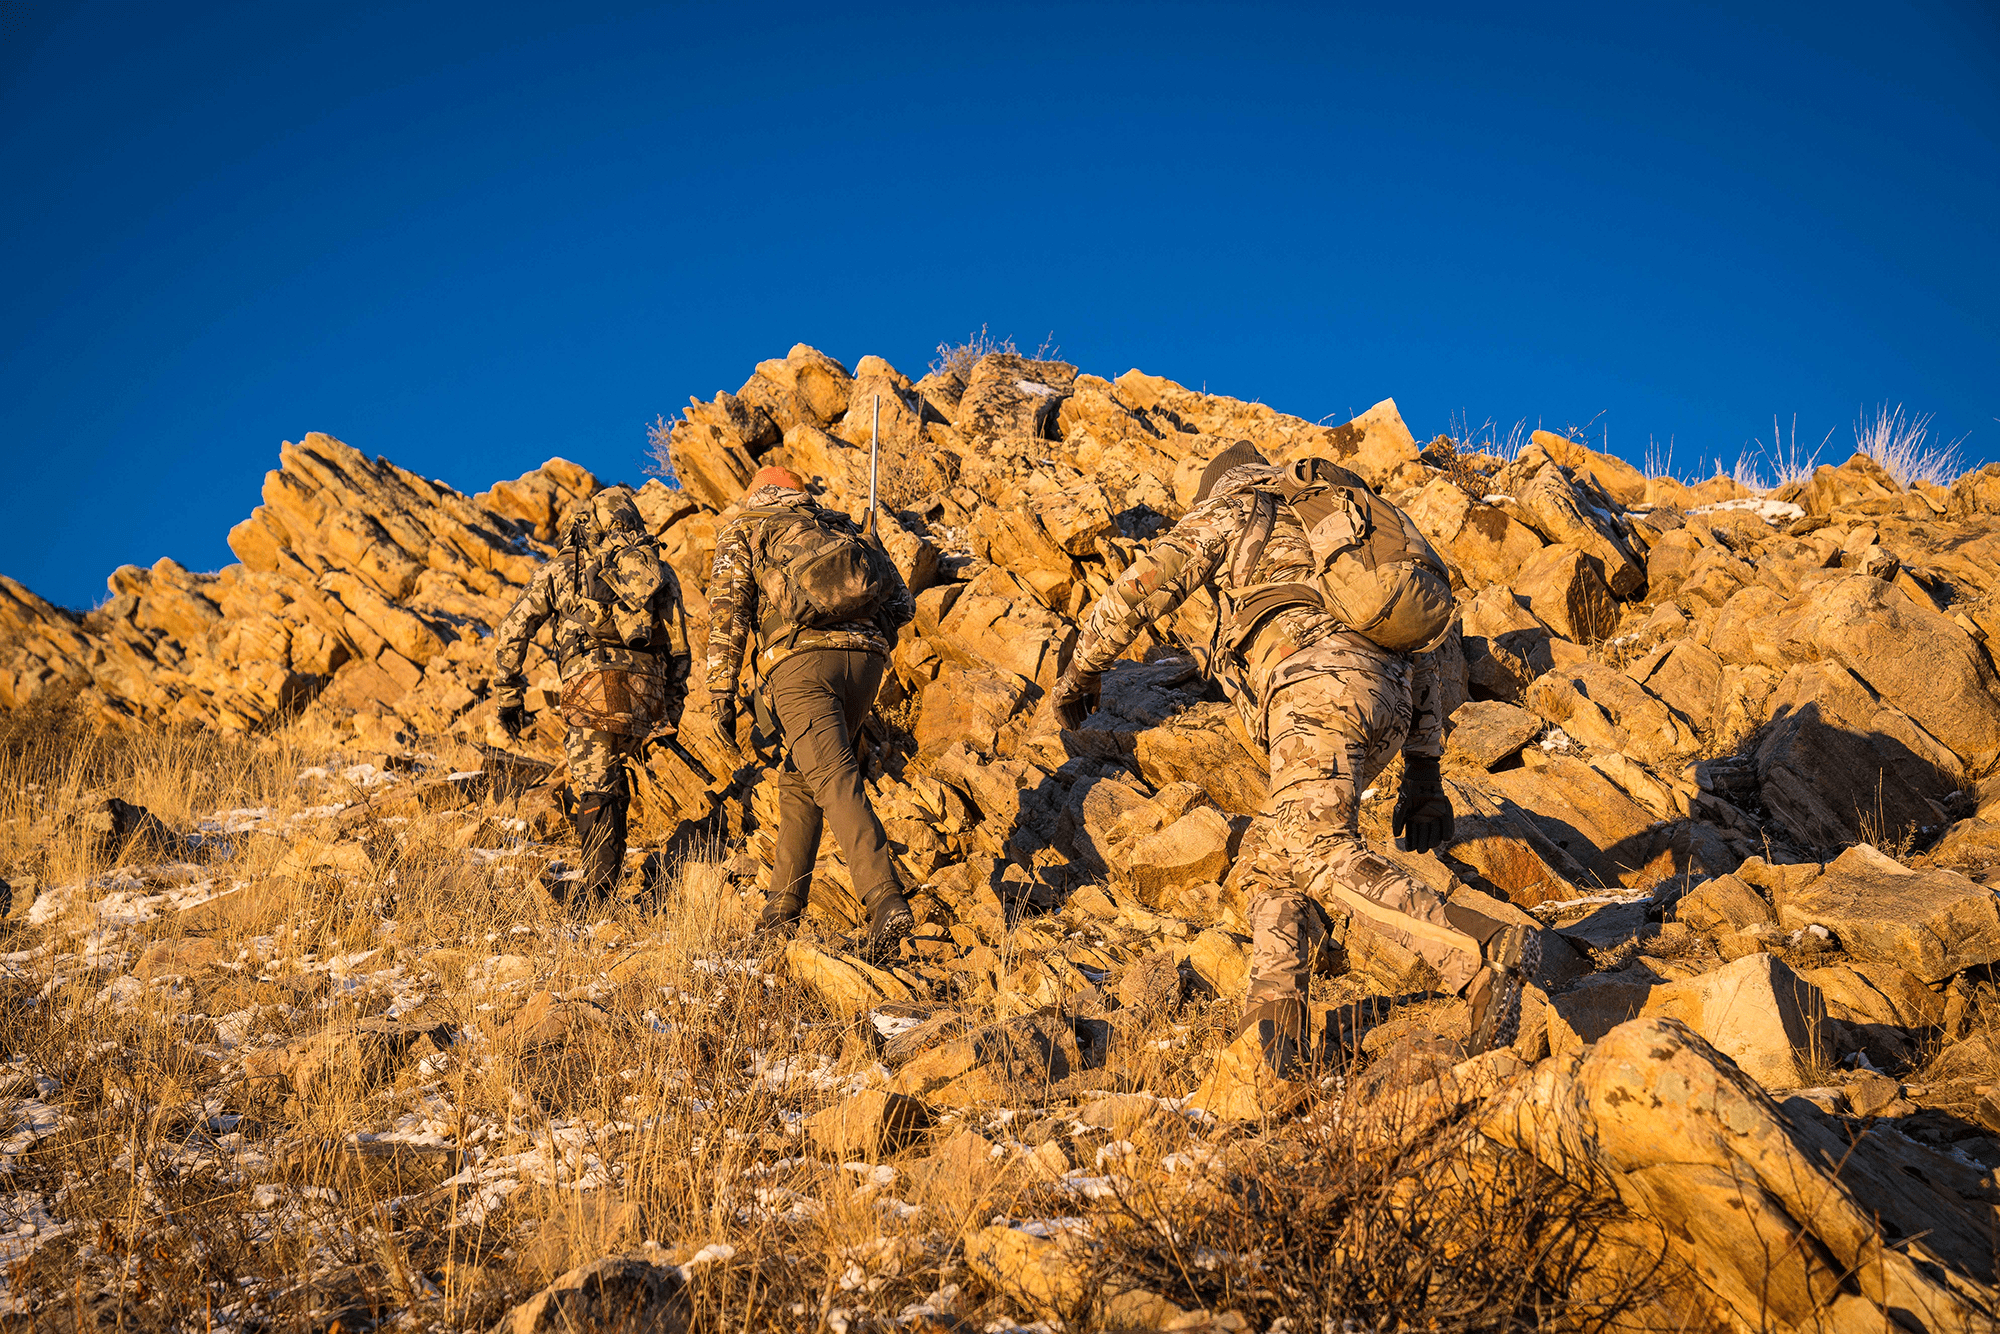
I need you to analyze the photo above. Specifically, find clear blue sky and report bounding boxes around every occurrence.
[3,1,1995,609]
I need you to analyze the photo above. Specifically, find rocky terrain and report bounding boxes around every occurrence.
[1,343,1999,1331]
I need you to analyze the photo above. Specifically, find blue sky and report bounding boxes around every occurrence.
[3,1,1995,609]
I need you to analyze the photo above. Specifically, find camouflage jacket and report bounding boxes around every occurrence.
[493,546,692,714]
[1072,463,1444,757]
[705,486,916,697]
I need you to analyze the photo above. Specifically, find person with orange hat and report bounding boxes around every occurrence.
[706,465,916,956]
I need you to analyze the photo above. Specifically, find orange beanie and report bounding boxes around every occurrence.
[747,465,804,495]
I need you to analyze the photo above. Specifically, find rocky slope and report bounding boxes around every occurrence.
[6,344,2000,1330]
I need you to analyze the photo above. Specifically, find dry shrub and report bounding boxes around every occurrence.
[1091,1062,1662,1332]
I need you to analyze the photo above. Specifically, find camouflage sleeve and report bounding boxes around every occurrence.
[704,516,756,696]
[1403,649,1445,759]
[1072,497,1238,675]
[492,563,557,707]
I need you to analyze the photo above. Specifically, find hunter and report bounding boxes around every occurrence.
[1051,441,1538,1072]
[494,484,692,905]
[706,465,918,955]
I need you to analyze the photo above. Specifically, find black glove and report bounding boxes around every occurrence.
[712,692,740,752]
[1393,753,1454,854]
[496,703,527,740]
[1049,665,1102,731]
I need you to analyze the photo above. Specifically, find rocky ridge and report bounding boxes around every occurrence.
[6,344,2000,1329]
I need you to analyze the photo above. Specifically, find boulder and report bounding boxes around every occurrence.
[1485,1018,1999,1334]
[916,665,1031,758]
[1530,430,1648,507]
[491,1254,688,1334]
[1511,544,1618,643]
[1754,662,1960,849]
[1525,664,1698,766]
[1129,807,1234,905]
[1626,640,1724,734]
[1403,479,1545,587]
[1458,585,1556,703]
[1779,843,2000,983]
[782,943,918,1015]
[1640,953,1832,1088]
[956,353,1076,442]
[1442,700,1541,771]
[804,1089,932,1159]
[1512,466,1644,597]
[962,1225,1086,1314]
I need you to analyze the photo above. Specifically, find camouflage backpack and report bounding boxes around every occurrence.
[563,488,669,650]
[1228,458,1455,654]
[560,487,677,734]
[742,502,897,648]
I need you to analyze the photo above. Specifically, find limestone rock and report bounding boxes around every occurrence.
[1525,664,1698,767]
[1511,465,1644,597]
[962,1225,1086,1314]
[1487,1018,1999,1334]
[1129,807,1234,905]
[1641,953,1833,1088]
[805,1089,932,1159]
[1443,700,1542,771]
[490,1254,688,1334]
[1530,430,1648,507]
[1403,479,1544,587]
[1511,544,1618,643]
[1779,843,2000,983]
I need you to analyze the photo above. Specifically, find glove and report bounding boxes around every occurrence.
[1049,665,1102,731]
[712,692,741,751]
[496,703,527,740]
[1392,753,1454,854]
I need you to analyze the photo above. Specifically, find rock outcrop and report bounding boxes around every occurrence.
[8,346,2000,1329]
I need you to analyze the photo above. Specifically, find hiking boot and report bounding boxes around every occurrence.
[859,882,915,962]
[1465,923,1541,1055]
[574,791,629,904]
[750,888,807,945]
[1236,997,1310,1080]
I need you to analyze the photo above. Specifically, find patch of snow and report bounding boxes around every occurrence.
[1688,497,1805,524]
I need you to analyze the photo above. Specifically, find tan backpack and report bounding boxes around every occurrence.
[1227,458,1455,654]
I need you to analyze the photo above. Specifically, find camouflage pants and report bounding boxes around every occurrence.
[1243,668,1486,1007]
[565,726,646,800]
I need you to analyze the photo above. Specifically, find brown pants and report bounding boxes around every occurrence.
[766,649,899,912]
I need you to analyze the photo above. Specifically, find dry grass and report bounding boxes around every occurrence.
[0,717,1693,1331]
[1855,404,1966,488]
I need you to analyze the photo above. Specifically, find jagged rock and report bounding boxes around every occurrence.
[1530,430,1648,507]
[783,942,918,1014]
[133,936,227,980]
[1510,462,1644,597]
[1458,584,1556,703]
[1511,543,1617,643]
[1404,479,1545,587]
[1754,662,1961,849]
[1129,807,1234,905]
[490,1254,688,1334]
[1625,640,1724,734]
[1640,953,1833,1087]
[962,1225,1086,1313]
[805,1089,932,1159]
[1778,843,2000,983]
[916,664,1030,758]
[1490,1018,1999,1333]
[1525,664,1698,767]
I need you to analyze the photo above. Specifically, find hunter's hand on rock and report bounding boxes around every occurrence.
[1393,754,1453,854]
[1050,666,1102,732]
[496,703,528,740]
